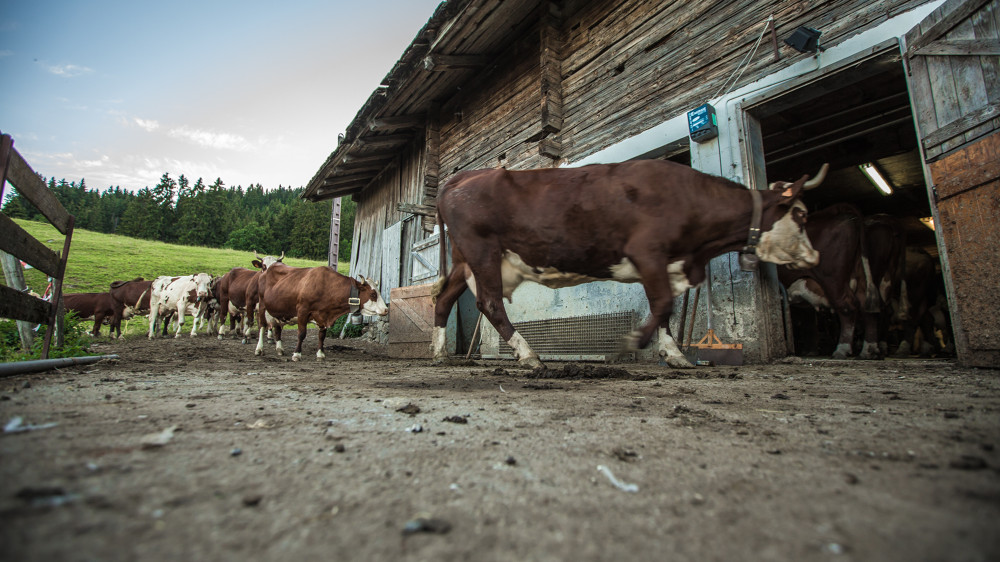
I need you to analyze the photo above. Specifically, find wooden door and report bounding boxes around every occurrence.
[905,0,1000,367]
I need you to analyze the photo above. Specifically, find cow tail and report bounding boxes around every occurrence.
[431,210,448,304]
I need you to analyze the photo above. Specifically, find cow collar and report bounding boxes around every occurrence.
[739,189,763,272]
[349,283,362,315]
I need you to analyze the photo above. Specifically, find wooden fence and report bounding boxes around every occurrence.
[0,130,75,358]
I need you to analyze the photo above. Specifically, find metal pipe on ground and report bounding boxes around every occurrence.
[0,355,119,377]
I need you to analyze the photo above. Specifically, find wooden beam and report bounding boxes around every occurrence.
[341,152,398,166]
[539,1,564,136]
[921,103,1000,149]
[355,133,414,149]
[0,284,51,325]
[0,213,62,277]
[423,53,491,72]
[332,163,387,176]
[369,114,426,132]
[5,148,73,235]
[397,202,437,217]
[322,173,375,188]
[421,104,442,233]
[539,137,562,160]
[913,39,1000,56]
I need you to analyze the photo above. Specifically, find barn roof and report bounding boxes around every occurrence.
[303,0,541,202]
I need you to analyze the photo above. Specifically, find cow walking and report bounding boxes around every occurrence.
[109,278,153,338]
[216,252,284,341]
[431,160,827,369]
[63,292,118,337]
[147,273,214,338]
[254,263,387,361]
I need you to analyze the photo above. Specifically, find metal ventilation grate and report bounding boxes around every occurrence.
[498,311,637,361]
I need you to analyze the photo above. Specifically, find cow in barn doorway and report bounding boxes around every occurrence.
[431,160,828,369]
[63,292,118,337]
[216,251,284,342]
[891,246,954,357]
[147,273,215,338]
[254,262,388,361]
[779,204,878,359]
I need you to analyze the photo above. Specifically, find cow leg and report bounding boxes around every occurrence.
[832,310,855,359]
[316,324,327,360]
[431,261,473,364]
[858,311,882,360]
[292,319,308,362]
[255,325,267,356]
[174,303,185,338]
[273,323,284,356]
[148,305,159,339]
[461,253,541,369]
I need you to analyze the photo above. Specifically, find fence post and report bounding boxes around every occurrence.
[0,250,35,350]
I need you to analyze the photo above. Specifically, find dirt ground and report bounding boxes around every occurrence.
[1,329,999,562]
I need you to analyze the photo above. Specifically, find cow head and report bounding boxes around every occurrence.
[252,250,285,271]
[756,163,828,269]
[356,275,389,316]
[192,272,213,299]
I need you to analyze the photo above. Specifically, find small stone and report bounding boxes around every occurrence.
[242,495,263,507]
[230,448,242,457]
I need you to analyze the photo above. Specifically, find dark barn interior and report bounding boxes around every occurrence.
[753,50,951,358]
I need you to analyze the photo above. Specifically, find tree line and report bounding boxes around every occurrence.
[1,173,355,262]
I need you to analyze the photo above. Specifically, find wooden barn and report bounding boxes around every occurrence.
[304,0,1000,368]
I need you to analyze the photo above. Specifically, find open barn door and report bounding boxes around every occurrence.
[904,0,1000,367]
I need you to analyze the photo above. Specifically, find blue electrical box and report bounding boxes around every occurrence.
[688,103,718,143]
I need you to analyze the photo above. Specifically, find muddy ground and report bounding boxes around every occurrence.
[1,330,999,562]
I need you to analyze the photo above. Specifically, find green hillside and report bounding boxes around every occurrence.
[12,219,344,295]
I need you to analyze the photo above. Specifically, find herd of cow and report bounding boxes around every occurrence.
[62,251,388,361]
[60,160,950,367]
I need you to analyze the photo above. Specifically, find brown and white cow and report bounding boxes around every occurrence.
[109,278,153,338]
[216,252,284,341]
[431,160,827,369]
[147,273,214,338]
[778,204,876,359]
[253,263,388,361]
[63,292,118,337]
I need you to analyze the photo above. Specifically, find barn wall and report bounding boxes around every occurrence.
[557,0,931,162]
[349,141,429,301]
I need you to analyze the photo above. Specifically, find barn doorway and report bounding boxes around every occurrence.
[744,47,953,360]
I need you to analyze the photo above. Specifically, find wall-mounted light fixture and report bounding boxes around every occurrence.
[784,26,824,53]
[860,162,893,196]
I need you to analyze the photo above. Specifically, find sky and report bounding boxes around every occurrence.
[0,0,443,193]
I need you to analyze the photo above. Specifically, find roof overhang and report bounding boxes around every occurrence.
[302,0,541,201]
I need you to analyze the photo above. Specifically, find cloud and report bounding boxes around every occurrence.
[168,126,254,151]
[134,118,160,132]
[43,63,94,77]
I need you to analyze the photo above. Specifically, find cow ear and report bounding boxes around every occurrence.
[252,260,262,269]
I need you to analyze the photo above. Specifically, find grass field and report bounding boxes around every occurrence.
[13,218,343,295]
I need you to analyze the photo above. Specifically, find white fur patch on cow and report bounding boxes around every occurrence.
[431,326,448,359]
[788,279,830,310]
[501,251,602,301]
[507,331,539,363]
[609,259,641,282]
[667,260,690,297]
[757,202,819,268]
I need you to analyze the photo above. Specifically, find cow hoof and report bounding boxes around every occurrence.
[292,353,301,362]
[431,355,451,366]
[661,356,695,369]
[217,335,223,340]
[518,356,544,370]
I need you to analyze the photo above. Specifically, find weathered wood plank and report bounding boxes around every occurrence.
[539,0,564,136]
[906,0,994,55]
[423,53,492,71]
[922,102,1000,149]
[0,213,63,277]
[0,284,51,325]
[5,148,73,235]
[914,38,1000,55]
[369,114,426,132]
[397,202,437,216]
